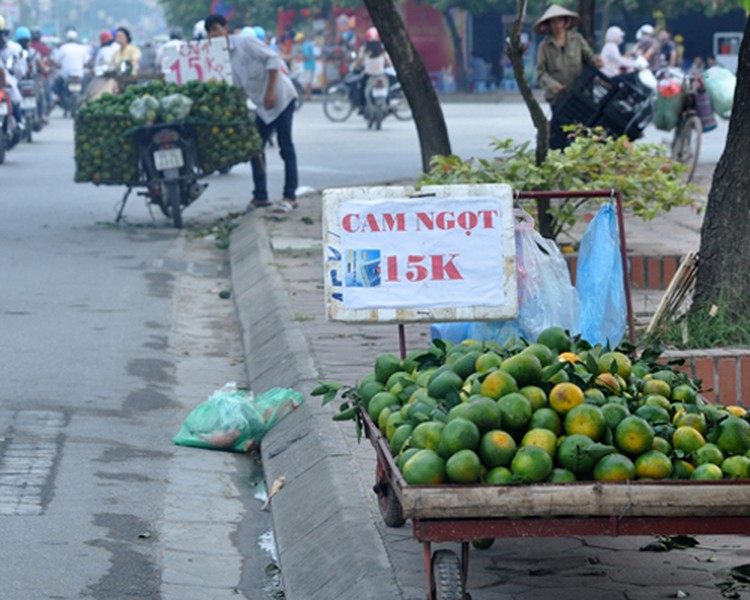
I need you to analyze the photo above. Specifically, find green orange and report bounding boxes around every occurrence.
[520,428,558,458]
[438,418,480,457]
[497,392,533,431]
[528,407,562,435]
[445,449,482,483]
[634,450,673,479]
[480,369,518,400]
[564,404,607,441]
[615,416,655,455]
[549,382,585,415]
[594,453,636,482]
[501,353,543,388]
[511,445,553,482]
[402,449,446,484]
[478,430,517,468]
[672,426,706,454]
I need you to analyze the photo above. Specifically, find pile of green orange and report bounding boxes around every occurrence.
[74,80,262,184]
[353,326,750,485]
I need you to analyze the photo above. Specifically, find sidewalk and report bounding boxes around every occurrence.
[229,162,750,600]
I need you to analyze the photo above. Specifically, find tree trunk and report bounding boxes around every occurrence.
[577,0,596,49]
[442,8,468,93]
[691,15,750,322]
[507,0,554,237]
[364,0,452,172]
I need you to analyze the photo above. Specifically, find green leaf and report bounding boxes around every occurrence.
[322,390,339,406]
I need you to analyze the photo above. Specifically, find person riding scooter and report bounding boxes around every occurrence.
[353,27,391,113]
[0,16,25,135]
[52,30,91,110]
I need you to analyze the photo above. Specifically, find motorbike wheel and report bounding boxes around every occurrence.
[25,123,32,143]
[162,181,183,229]
[0,133,6,165]
[323,84,354,122]
[374,105,384,131]
[390,89,413,121]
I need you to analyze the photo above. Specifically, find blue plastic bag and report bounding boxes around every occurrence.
[430,322,471,344]
[576,205,627,347]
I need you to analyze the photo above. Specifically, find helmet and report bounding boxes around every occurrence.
[252,26,266,42]
[193,19,206,40]
[636,24,654,41]
[294,32,304,42]
[365,27,379,42]
[31,27,41,40]
[0,15,6,31]
[65,29,78,41]
[169,26,183,40]
[15,26,31,41]
[240,26,253,37]
[99,30,113,44]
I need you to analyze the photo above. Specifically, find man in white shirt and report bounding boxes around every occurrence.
[205,13,299,213]
[156,27,184,74]
[52,30,91,101]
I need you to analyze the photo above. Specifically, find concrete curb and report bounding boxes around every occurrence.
[229,217,402,600]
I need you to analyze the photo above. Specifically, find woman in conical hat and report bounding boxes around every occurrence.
[535,4,602,149]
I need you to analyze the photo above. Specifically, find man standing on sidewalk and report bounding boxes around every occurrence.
[205,14,299,214]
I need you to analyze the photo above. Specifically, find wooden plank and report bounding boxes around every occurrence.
[397,481,750,519]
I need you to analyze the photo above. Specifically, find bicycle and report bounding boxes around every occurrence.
[655,70,706,183]
[669,73,703,182]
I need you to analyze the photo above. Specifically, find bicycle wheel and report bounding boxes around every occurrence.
[389,88,412,121]
[672,114,702,183]
[323,84,353,122]
[293,79,304,111]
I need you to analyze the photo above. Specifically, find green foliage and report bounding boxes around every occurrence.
[420,126,699,239]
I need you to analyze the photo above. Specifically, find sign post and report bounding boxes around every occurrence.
[323,184,517,325]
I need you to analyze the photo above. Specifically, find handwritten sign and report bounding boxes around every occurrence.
[323,184,518,323]
[161,38,232,85]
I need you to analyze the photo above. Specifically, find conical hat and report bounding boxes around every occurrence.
[534,5,580,34]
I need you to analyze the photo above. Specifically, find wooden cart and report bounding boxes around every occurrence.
[364,409,750,600]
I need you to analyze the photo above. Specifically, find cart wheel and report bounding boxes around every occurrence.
[378,483,405,528]
[431,550,463,600]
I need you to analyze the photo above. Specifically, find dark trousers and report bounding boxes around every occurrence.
[251,101,297,201]
[549,104,568,150]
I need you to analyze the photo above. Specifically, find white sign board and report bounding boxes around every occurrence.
[161,38,233,85]
[323,184,518,323]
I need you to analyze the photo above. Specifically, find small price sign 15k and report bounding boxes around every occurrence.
[161,38,233,85]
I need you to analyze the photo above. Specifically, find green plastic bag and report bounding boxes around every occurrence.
[173,383,304,452]
[129,94,161,125]
[703,65,736,118]
[160,93,193,123]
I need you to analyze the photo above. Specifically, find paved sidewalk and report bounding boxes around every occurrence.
[229,163,750,600]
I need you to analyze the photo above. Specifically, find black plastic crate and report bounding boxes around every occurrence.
[552,66,619,127]
[597,77,654,140]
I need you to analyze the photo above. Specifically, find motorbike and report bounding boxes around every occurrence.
[18,78,43,142]
[323,67,412,126]
[117,120,207,228]
[0,86,21,164]
[61,75,83,117]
